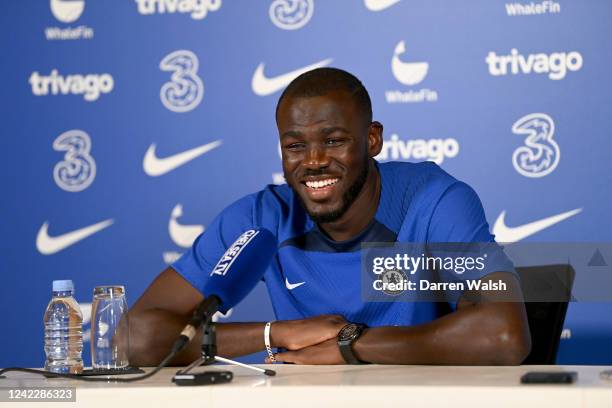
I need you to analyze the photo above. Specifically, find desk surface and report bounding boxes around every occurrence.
[2,365,612,407]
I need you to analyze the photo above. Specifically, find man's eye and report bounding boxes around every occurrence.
[326,139,344,146]
[286,143,305,150]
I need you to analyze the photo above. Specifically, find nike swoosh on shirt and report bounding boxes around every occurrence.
[251,58,333,96]
[364,0,401,11]
[285,277,305,290]
[143,140,222,177]
[492,208,582,243]
[36,219,114,255]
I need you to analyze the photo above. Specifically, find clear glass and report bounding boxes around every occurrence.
[90,286,129,369]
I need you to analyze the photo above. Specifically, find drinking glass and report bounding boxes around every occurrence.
[90,285,129,370]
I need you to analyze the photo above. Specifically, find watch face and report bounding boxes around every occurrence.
[339,324,360,342]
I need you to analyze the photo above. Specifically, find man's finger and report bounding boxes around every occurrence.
[274,351,299,363]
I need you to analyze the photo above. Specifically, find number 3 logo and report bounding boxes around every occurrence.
[160,50,204,113]
[53,129,96,192]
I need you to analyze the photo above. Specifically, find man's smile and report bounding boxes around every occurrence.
[301,177,341,201]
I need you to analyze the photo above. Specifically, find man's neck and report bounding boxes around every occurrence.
[318,162,381,242]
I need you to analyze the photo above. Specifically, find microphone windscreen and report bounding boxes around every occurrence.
[202,228,277,313]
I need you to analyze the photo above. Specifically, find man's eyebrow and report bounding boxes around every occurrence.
[280,130,303,140]
[320,126,350,136]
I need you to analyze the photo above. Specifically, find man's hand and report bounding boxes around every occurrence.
[268,338,345,365]
[271,314,347,350]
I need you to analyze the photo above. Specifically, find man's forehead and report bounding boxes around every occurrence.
[277,91,358,127]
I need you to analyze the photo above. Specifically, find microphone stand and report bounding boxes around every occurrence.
[175,317,276,379]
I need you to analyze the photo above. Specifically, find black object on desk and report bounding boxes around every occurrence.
[79,366,145,376]
[521,371,577,384]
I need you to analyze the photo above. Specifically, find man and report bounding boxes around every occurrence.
[129,68,531,366]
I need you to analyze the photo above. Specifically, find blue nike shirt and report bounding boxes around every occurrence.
[172,161,513,326]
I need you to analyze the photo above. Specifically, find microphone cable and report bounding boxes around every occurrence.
[0,336,185,383]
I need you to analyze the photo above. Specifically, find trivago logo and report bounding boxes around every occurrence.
[135,0,222,20]
[29,70,114,101]
[486,48,583,80]
[375,134,459,165]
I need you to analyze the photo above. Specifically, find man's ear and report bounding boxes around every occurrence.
[367,121,383,157]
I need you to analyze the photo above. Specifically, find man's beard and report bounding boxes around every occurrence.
[290,158,370,224]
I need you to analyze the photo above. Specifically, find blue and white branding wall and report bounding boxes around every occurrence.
[1,0,610,366]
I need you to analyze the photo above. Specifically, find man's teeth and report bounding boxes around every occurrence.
[305,178,339,189]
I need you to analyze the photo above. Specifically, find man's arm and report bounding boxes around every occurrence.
[128,267,347,366]
[273,272,531,365]
[352,272,531,365]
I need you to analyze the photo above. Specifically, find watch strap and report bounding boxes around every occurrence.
[338,323,367,364]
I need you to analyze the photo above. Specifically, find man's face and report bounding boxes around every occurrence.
[277,90,372,223]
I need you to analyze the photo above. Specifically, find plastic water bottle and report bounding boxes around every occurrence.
[44,280,84,374]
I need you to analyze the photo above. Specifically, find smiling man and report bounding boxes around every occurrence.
[129,68,531,366]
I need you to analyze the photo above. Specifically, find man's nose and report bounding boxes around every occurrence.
[304,144,330,169]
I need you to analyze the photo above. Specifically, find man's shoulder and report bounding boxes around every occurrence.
[219,183,308,236]
[379,160,458,193]
[223,183,295,215]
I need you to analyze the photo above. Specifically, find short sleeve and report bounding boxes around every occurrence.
[426,182,516,306]
[427,182,494,243]
[171,194,256,295]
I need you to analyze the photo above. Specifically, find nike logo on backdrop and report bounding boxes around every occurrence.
[36,219,114,255]
[143,140,222,177]
[364,0,401,11]
[251,58,333,96]
[492,208,582,243]
[285,277,305,290]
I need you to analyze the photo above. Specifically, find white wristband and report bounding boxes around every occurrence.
[264,321,276,363]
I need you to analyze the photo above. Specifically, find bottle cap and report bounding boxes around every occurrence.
[52,280,74,293]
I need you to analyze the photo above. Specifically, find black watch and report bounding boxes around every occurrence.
[337,323,368,364]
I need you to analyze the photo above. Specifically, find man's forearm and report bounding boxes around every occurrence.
[128,309,270,366]
[352,302,531,365]
[128,308,347,366]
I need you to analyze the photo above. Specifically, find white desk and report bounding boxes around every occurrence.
[1,365,611,407]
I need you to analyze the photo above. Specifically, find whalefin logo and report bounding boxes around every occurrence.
[211,230,259,276]
[493,208,582,243]
[51,0,85,23]
[364,0,401,11]
[46,0,93,40]
[143,140,222,177]
[392,41,428,86]
[169,204,205,248]
[36,219,114,255]
[505,1,561,16]
[252,58,333,96]
[386,41,437,104]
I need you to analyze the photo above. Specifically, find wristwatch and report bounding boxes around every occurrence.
[337,323,368,364]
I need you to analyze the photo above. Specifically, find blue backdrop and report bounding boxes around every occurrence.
[1,0,611,367]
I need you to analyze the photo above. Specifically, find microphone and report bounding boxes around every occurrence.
[173,228,277,352]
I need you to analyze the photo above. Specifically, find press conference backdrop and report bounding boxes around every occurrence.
[1,0,611,367]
